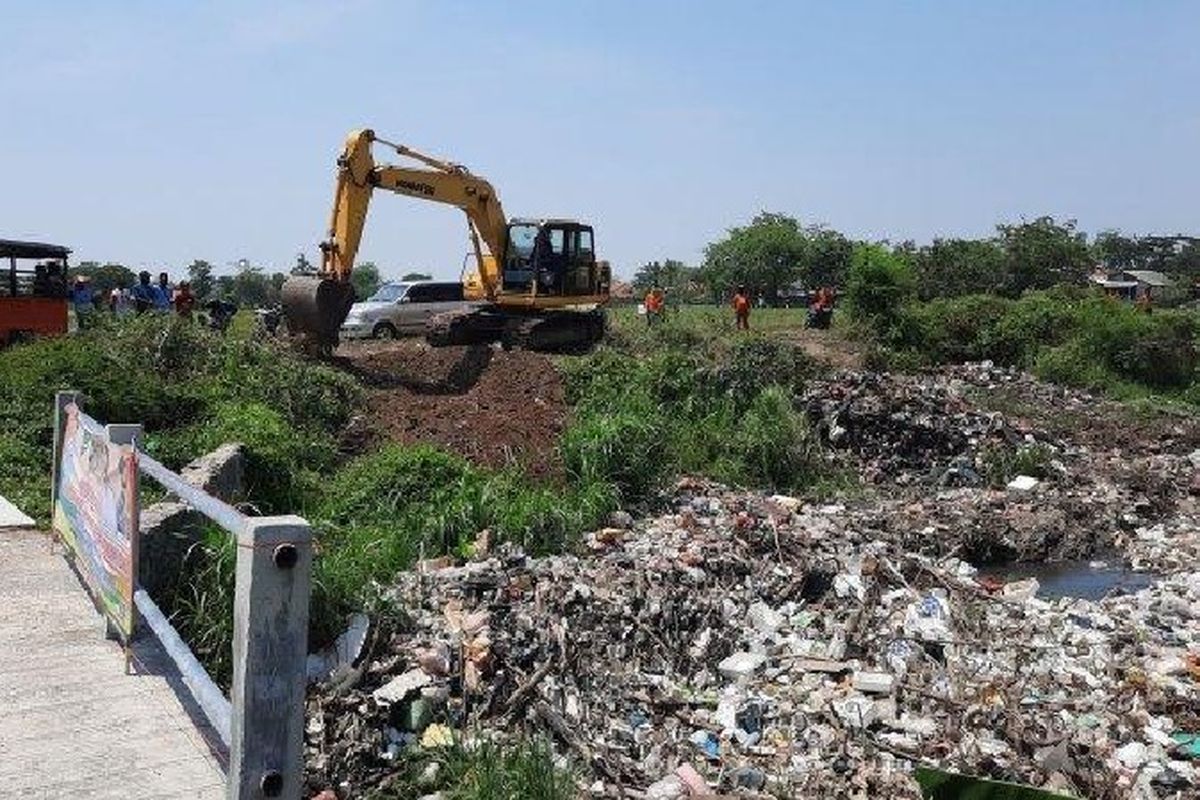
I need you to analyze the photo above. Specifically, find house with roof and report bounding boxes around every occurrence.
[1090,268,1179,304]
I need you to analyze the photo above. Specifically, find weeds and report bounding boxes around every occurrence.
[369,736,574,800]
[979,443,1053,488]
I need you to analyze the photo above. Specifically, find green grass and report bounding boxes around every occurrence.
[368,736,575,800]
[562,319,822,499]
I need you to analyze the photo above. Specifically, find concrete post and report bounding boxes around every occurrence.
[228,515,312,800]
[105,424,142,646]
[50,390,81,519]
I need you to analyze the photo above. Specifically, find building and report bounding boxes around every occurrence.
[1090,268,1176,304]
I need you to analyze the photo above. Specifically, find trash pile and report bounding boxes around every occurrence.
[304,478,1200,799]
[803,369,1036,485]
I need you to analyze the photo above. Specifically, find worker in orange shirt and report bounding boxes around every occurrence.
[732,285,751,330]
[644,286,665,327]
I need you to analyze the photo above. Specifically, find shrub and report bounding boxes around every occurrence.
[845,244,917,337]
[894,295,1012,362]
[0,433,48,521]
[147,402,332,513]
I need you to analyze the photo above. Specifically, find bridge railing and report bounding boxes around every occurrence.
[52,390,311,800]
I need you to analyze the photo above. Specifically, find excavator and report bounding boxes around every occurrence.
[282,129,610,353]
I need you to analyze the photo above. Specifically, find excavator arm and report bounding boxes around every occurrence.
[319,130,508,293]
[285,129,509,347]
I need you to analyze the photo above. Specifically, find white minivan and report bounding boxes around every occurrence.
[340,281,471,340]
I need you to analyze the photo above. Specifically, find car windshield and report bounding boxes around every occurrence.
[368,283,408,302]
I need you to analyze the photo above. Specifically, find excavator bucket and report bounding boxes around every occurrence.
[281,276,356,351]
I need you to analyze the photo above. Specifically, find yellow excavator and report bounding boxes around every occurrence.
[282,129,610,353]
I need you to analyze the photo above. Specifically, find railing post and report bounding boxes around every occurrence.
[228,515,312,800]
[50,390,80,516]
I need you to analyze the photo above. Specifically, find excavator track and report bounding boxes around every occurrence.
[427,306,605,354]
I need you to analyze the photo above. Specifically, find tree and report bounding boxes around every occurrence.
[701,212,807,301]
[186,260,215,299]
[214,274,235,300]
[351,261,382,300]
[912,238,1006,300]
[401,271,432,281]
[631,259,704,301]
[68,262,136,293]
[804,227,854,289]
[230,261,274,308]
[996,216,1092,296]
[845,243,916,336]
[1093,231,1144,271]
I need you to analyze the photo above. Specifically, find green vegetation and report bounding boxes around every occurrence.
[370,737,575,800]
[565,309,820,497]
[308,446,616,644]
[857,286,1200,402]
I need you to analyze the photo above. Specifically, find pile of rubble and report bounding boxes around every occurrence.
[305,478,1200,799]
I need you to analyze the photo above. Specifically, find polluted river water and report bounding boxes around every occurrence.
[982,557,1158,601]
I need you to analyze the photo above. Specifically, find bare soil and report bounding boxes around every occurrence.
[332,339,567,480]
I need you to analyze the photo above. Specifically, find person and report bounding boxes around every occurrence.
[71,276,95,328]
[174,280,196,319]
[644,286,665,327]
[205,298,237,332]
[154,272,173,311]
[1136,291,1153,314]
[807,286,837,330]
[732,285,751,330]
[131,271,156,314]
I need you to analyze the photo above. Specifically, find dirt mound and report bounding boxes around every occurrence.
[334,340,567,479]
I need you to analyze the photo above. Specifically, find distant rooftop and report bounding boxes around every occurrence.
[1121,270,1172,287]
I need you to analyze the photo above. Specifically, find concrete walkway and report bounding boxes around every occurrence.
[0,526,225,799]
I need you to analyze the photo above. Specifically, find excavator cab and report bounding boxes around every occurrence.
[501,219,598,297]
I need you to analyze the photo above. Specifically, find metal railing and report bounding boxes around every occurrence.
[53,391,311,800]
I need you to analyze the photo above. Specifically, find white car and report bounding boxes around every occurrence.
[340,281,472,340]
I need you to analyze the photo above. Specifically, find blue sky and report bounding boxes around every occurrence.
[2,1,1197,280]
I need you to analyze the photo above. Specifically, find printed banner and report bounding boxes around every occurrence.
[52,403,138,639]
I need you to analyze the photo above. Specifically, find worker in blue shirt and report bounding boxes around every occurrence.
[154,272,173,311]
[131,271,157,314]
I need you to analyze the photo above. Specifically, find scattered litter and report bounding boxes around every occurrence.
[1007,475,1041,492]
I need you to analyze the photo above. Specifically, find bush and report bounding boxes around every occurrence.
[894,295,1013,362]
[146,402,332,513]
[0,315,359,523]
[309,445,617,644]
[883,286,1200,401]
[845,244,917,337]
[0,433,48,521]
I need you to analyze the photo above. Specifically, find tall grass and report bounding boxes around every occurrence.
[561,332,821,499]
